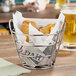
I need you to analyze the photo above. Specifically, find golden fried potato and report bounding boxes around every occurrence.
[22,20,30,24]
[22,20,37,28]
[50,23,56,31]
[39,24,52,34]
[39,24,56,34]
[39,27,43,30]
[21,23,29,34]
[21,20,37,42]
[31,21,37,28]
[26,36,29,42]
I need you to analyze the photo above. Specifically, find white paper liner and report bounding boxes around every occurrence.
[38,12,65,52]
[29,23,47,45]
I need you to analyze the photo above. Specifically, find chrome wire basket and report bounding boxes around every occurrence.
[9,19,66,69]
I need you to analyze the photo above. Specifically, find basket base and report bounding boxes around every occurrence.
[21,62,54,70]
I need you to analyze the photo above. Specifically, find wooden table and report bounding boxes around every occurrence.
[0,4,60,23]
[0,3,76,24]
[0,35,76,76]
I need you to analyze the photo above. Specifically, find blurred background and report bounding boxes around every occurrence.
[0,0,76,4]
[0,0,76,36]
[0,0,57,4]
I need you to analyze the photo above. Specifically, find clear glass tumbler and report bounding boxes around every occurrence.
[55,0,66,9]
[61,5,76,50]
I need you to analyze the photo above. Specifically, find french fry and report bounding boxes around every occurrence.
[39,24,52,34]
[21,20,37,42]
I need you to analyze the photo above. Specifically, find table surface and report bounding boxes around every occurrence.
[0,3,76,23]
[0,4,60,23]
[0,35,76,76]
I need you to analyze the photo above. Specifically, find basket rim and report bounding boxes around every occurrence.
[12,30,63,36]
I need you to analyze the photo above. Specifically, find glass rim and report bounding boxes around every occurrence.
[61,5,76,14]
[61,5,76,10]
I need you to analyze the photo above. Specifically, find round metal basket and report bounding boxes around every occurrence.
[9,19,66,69]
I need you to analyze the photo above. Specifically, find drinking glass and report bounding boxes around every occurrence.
[61,5,76,50]
[55,0,66,9]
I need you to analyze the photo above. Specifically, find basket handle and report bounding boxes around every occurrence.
[9,19,16,43]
